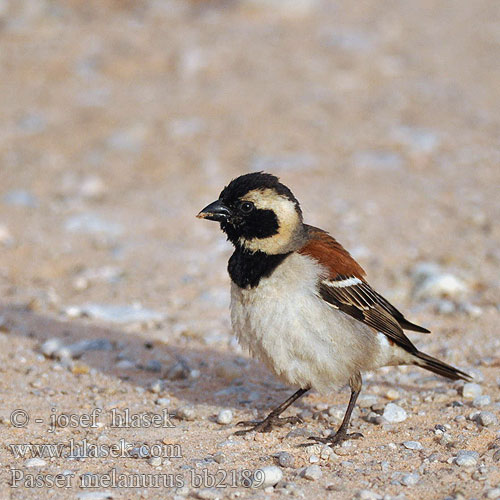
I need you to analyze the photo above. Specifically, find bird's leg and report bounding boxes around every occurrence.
[234,387,309,435]
[309,372,363,446]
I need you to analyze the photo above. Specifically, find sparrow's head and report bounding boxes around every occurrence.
[197,172,304,254]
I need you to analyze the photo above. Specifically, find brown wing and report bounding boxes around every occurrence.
[299,225,429,354]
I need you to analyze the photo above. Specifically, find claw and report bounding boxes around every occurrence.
[307,431,364,446]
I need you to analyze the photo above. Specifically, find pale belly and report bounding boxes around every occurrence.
[229,253,402,393]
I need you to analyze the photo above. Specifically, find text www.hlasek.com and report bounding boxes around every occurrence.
[9,439,182,459]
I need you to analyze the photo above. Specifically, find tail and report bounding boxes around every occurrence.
[414,351,472,381]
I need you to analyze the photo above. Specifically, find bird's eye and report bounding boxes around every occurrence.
[238,201,254,214]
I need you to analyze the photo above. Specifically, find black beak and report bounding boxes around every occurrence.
[196,200,232,222]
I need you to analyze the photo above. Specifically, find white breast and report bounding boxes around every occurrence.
[230,253,388,393]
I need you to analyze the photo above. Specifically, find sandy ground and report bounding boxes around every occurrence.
[0,1,499,499]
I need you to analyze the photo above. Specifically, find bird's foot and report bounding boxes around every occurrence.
[307,429,363,446]
[234,415,302,435]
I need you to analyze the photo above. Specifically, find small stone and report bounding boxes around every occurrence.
[385,389,400,400]
[355,490,382,500]
[149,379,164,394]
[144,360,162,372]
[309,455,319,463]
[454,450,479,467]
[412,263,469,300]
[401,473,420,486]
[302,464,322,480]
[40,338,63,358]
[166,361,190,380]
[473,395,491,408]
[253,466,283,488]
[155,397,171,406]
[486,488,500,499]
[25,458,47,467]
[71,362,90,375]
[383,403,407,423]
[403,441,423,450]
[149,456,162,466]
[462,383,482,399]
[176,406,196,421]
[476,411,498,427]
[76,493,113,500]
[194,489,219,500]
[357,394,379,408]
[216,409,233,425]
[213,452,226,464]
[0,224,14,245]
[278,451,295,468]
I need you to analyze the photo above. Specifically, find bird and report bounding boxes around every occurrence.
[197,172,471,445]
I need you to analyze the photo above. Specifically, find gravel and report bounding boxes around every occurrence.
[278,451,295,468]
[254,466,283,488]
[383,403,407,423]
[302,464,322,480]
[216,409,233,425]
[403,441,423,450]
[401,472,420,486]
[462,383,482,399]
[454,450,479,467]
[25,458,47,467]
[476,411,498,427]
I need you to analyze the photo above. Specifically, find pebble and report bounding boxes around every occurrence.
[77,303,165,325]
[401,472,420,486]
[473,395,491,407]
[462,383,482,399]
[193,489,220,500]
[149,379,164,394]
[385,389,400,400]
[254,466,283,488]
[302,464,322,480]
[476,411,498,427]
[176,406,197,421]
[0,224,14,245]
[25,458,47,467]
[149,456,162,467]
[355,490,382,500]
[383,403,407,423]
[403,441,423,450]
[277,451,295,468]
[454,450,479,467]
[216,409,233,425]
[486,488,500,499]
[155,397,171,406]
[412,262,469,300]
[357,394,379,408]
[76,493,113,500]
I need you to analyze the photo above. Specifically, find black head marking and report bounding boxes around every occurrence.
[217,172,302,246]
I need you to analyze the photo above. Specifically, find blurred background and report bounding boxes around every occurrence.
[0,0,498,347]
[0,3,499,497]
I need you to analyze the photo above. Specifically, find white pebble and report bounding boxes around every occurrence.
[403,441,423,450]
[383,403,407,423]
[455,450,479,467]
[473,395,491,407]
[254,466,282,488]
[176,406,196,421]
[25,458,47,467]
[302,464,322,480]
[462,383,482,399]
[355,490,382,500]
[401,472,420,486]
[477,411,498,427]
[216,409,233,425]
[76,493,113,500]
[40,338,63,358]
[486,488,500,499]
[149,456,162,467]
